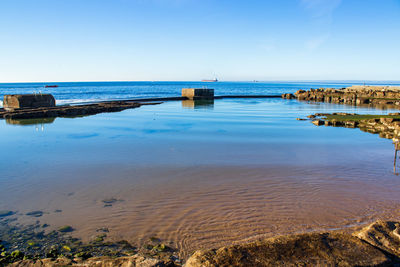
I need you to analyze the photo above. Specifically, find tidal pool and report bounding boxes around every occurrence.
[1,98,400,258]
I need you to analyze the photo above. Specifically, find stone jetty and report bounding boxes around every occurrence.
[283,85,400,108]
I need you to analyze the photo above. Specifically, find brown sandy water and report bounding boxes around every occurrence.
[1,99,400,258]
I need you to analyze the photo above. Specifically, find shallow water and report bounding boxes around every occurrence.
[1,98,400,258]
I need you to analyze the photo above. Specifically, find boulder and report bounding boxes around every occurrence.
[312,120,324,126]
[281,93,295,99]
[4,94,56,111]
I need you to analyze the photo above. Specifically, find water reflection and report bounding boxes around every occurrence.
[394,140,400,174]
[5,117,56,126]
[182,99,214,109]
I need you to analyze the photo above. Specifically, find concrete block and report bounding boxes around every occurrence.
[3,94,56,110]
[182,88,214,99]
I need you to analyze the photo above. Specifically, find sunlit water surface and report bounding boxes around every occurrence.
[1,98,400,258]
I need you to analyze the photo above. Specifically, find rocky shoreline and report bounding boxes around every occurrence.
[0,214,181,266]
[283,85,400,109]
[4,220,400,266]
[307,113,400,140]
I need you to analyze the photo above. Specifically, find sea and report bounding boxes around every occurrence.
[1,80,400,106]
[2,80,400,258]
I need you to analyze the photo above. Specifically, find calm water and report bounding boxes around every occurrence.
[1,81,400,106]
[2,81,400,257]
[1,95,400,257]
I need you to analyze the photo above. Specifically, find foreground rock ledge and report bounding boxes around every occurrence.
[186,220,400,267]
[10,220,400,266]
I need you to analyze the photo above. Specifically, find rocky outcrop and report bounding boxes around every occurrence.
[309,113,400,140]
[186,220,400,267]
[294,85,400,108]
[0,101,161,120]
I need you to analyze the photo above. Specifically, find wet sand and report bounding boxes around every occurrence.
[1,99,400,258]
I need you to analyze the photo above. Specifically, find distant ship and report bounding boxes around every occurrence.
[45,85,58,88]
[202,78,218,82]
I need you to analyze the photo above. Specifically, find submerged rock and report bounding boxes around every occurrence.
[0,210,14,217]
[57,226,73,233]
[25,211,43,217]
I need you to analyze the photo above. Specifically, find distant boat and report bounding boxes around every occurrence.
[202,78,218,82]
[45,85,58,88]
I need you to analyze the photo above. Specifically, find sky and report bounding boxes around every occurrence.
[0,0,399,82]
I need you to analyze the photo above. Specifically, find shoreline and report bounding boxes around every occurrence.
[3,218,400,266]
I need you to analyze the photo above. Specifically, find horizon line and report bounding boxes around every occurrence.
[1,79,400,84]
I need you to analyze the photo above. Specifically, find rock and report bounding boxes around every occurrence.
[381,118,395,123]
[102,198,118,204]
[281,93,295,99]
[58,226,74,233]
[312,120,323,126]
[296,118,306,121]
[354,220,400,257]
[307,115,316,119]
[25,211,43,217]
[185,231,393,267]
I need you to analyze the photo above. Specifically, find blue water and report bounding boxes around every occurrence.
[1,81,400,106]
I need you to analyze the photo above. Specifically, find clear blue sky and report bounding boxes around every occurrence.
[0,0,399,82]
